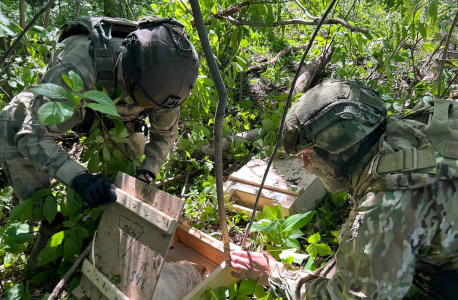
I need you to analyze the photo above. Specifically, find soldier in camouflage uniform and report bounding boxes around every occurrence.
[228,80,458,300]
[0,16,198,207]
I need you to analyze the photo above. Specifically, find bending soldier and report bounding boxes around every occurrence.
[0,16,198,269]
[228,80,458,300]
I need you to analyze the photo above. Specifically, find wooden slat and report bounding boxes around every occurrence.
[229,158,318,196]
[81,259,130,300]
[114,172,184,221]
[226,202,254,217]
[176,223,239,265]
[183,261,239,300]
[115,189,176,234]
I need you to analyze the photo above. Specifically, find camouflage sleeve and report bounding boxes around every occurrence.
[269,190,417,300]
[14,63,88,186]
[139,106,179,177]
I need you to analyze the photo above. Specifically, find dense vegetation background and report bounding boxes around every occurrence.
[0,0,457,299]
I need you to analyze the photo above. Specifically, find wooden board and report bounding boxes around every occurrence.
[74,172,184,300]
[80,259,130,300]
[183,261,239,300]
[229,158,319,196]
[114,172,183,221]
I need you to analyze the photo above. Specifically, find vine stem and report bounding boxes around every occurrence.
[437,10,458,97]
[241,0,338,250]
[189,0,231,246]
[0,0,55,66]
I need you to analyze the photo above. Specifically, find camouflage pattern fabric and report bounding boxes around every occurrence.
[270,116,458,299]
[0,34,179,201]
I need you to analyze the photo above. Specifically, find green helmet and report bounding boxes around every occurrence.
[282,80,387,155]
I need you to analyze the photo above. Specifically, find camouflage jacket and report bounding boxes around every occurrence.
[13,34,179,186]
[269,117,458,299]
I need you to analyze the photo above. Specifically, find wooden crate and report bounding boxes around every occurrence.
[225,158,327,216]
[72,172,240,300]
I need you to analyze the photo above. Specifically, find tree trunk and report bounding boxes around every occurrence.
[104,0,121,17]
[43,1,51,64]
[1,37,7,52]
[75,0,81,19]
[19,0,26,29]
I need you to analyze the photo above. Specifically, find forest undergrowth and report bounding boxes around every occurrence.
[0,0,456,299]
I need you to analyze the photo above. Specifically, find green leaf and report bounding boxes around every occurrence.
[29,83,68,99]
[95,135,104,143]
[251,219,279,233]
[37,245,60,266]
[110,136,128,144]
[37,101,75,125]
[254,284,267,298]
[8,198,33,222]
[5,283,24,300]
[30,270,54,284]
[42,195,57,224]
[84,103,120,117]
[418,22,427,39]
[103,146,111,162]
[88,152,101,173]
[315,243,333,256]
[81,90,119,116]
[64,236,80,260]
[229,283,237,299]
[428,0,438,25]
[283,211,315,233]
[239,279,256,295]
[304,257,315,271]
[205,287,220,300]
[66,188,81,216]
[61,74,73,90]
[48,231,64,247]
[279,249,309,264]
[69,71,84,92]
[308,232,321,244]
[263,205,282,221]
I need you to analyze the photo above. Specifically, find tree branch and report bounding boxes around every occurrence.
[0,0,55,66]
[225,16,369,34]
[247,43,310,73]
[48,241,93,300]
[437,10,458,97]
[189,0,231,247]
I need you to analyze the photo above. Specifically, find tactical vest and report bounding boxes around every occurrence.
[56,16,187,98]
[364,97,458,192]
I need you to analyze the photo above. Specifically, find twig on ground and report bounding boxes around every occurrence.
[437,10,458,97]
[48,241,93,300]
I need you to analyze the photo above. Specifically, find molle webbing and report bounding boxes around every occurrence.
[424,100,458,159]
[375,146,436,175]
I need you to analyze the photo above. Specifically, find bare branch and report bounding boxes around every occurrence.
[294,0,319,20]
[48,241,93,300]
[225,16,369,33]
[247,43,310,73]
[437,10,458,96]
[213,1,249,19]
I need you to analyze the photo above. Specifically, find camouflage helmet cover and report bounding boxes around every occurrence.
[282,80,387,155]
[122,16,199,109]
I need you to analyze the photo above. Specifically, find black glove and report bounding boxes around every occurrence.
[137,170,155,184]
[72,174,117,207]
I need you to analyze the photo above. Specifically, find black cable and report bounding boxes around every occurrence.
[241,0,339,249]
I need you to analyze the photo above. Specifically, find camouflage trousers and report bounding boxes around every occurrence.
[0,94,146,201]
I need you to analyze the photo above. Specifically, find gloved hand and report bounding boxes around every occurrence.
[72,173,117,207]
[137,170,155,184]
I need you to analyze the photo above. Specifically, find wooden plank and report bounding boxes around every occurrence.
[176,223,239,265]
[74,172,184,300]
[114,172,184,221]
[115,189,176,234]
[81,259,130,300]
[229,159,302,195]
[288,179,327,215]
[183,261,239,300]
[226,202,254,217]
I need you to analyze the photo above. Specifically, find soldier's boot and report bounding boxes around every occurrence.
[29,213,64,272]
